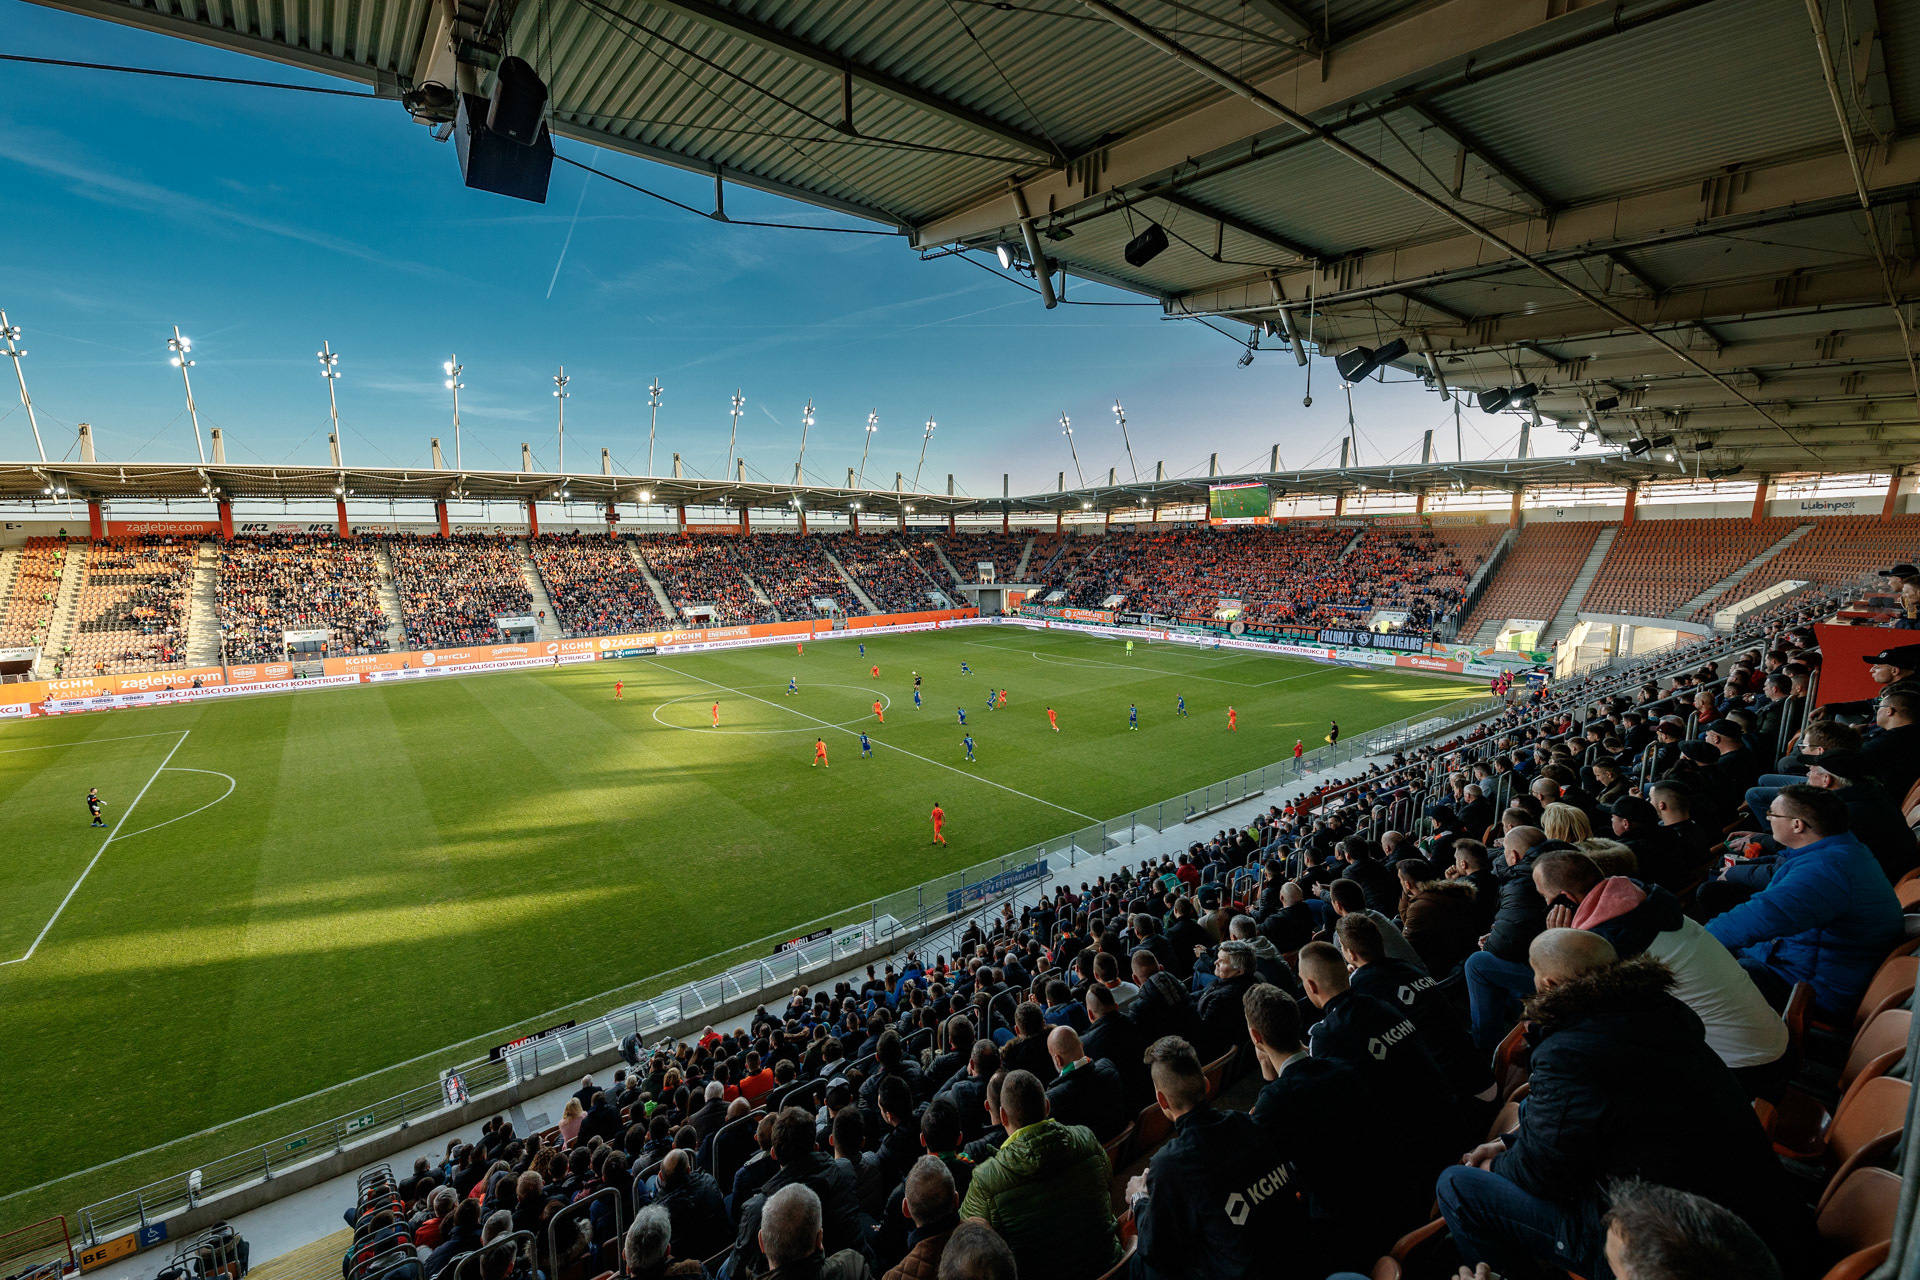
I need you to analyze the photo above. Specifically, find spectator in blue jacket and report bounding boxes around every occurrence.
[1703,784,1905,1020]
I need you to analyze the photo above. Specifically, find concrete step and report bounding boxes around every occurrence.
[823,548,879,614]
[1542,524,1617,648]
[625,540,680,619]
[184,540,223,667]
[34,542,88,677]
[929,539,965,585]
[1013,534,1036,580]
[370,543,408,650]
[1472,617,1505,645]
[516,539,563,639]
[1669,522,1814,619]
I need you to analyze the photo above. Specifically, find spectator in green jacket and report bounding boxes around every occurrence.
[956,1069,1120,1280]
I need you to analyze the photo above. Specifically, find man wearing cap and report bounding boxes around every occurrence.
[1861,689,1920,802]
[1824,642,1920,723]
[1602,796,1683,891]
[1704,718,1763,803]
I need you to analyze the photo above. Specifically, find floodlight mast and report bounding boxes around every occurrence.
[553,366,570,474]
[318,341,343,466]
[728,390,744,477]
[0,310,47,462]
[795,398,814,484]
[443,356,465,470]
[912,417,935,491]
[647,378,662,476]
[857,410,877,488]
[1113,400,1137,481]
[168,326,207,465]
[1060,413,1084,486]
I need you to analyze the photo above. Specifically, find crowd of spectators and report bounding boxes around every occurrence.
[216,534,389,664]
[824,535,943,614]
[531,534,669,635]
[1041,525,1476,633]
[389,534,534,648]
[733,537,856,621]
[638,536,766,626]
[928,534,1029,584]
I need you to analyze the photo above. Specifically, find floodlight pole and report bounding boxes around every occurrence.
[647,378,662,475]
[553,366,569,474]
[1113,400,1137,481]
[318,341,343,465]
[168,326,207,465]
[912,417,935,491]
[1060,413,1084,487]
[857,410,877,489]
[1,310,47,462]
[728,390,744,478]
[444,357,465,471]
[795,398,814,484]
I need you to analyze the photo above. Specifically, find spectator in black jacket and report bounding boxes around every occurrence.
[1000,1003,1056,1085]
[579,1092,623,1147]
[933,1041,999,1142]
[1299,943,1462,1180]
[1339,840,1402,916]
[727,1113,778,1218]
[1043,1026,1126,1141]
[1125,1036,1314,1280]
[422,1200,483,1280]
[731,1108,865,1276]
[923,1017,974,1096]
[1338,914,1495,1114]
[1243,983,1414,1273]
[1862,689,1920,806]
[1464,825,1550,1052]
[1438,930,1815,1280]
[652,1149,731,1264]
[1162,898,1212,979]
[1080,983,1149,1110]
[1255,881,1315,954]
[1602,1179,1783,1280]
[1447,840,1502,932]
[1193,940,1258,1072]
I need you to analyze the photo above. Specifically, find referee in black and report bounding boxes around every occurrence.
[87,787,104,827]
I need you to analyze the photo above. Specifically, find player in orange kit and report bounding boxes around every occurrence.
[711,700,720,728]
[871,663,880,679]
[797,641,804,656]
[930,802,946,845]
[873,699,885,723]
[614,680,624,701]
[1046,706,1058,732]
[1227,706,1238,732]
[812,737,829,768]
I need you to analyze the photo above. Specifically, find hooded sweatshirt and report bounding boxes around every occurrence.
[1573,877,1787,1069]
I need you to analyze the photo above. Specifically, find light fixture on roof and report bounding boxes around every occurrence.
[1237,345,1255,368]
[638,489,651,503]
[1123,222,1168,268]
[167,326,208,466]
[1626,437,1652,457]
[1594,395,1620,411]
[1334,338,1408,383]
[443,356,465,470]
[1,310,48,462]
[994,243,1020,271]
[1479,382,1539,414]
[1647,434,1675,449]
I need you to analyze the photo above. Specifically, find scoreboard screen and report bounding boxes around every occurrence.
[1208,481,1271,525]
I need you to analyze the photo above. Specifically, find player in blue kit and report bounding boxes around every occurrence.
[1128,703,1138,731]
[956,706,966,725]
[860,731,872,758]
[963,733,975,762]
[786,676,798,697]
[1177,694,1188,717]
[913,688,922,709]
[960,661,971,675]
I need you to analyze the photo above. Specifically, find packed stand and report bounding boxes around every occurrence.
[733,536,855,620]
[389,534,534,648]
[637,535,765,626]
[71,536,194,673]
[929,532,1029,584]
[824,534,941,614]
[216,534,388,664]
[530,534,669,635]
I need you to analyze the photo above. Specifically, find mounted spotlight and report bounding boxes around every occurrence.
[1626,437,1653,457]
[1237,346,1255,368]
[1479,388,1513,414]
[994,242,1020,270]
[1123,222,1169,268]
[1705,466,1741,480]
[1333,338,1408,383]
[1647,434,1675,449]
[1594,395,1621,411]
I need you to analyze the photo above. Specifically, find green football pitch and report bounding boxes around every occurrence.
[0,627,1476,1229]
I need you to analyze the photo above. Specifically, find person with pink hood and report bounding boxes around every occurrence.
[1532,850,1790,1096]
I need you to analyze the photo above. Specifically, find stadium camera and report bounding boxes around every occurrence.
[1123,222,1169,268]
[1594,395,1621,411]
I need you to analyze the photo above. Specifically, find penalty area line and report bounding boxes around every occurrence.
[642,659,1097,822]
[0,728,191,968]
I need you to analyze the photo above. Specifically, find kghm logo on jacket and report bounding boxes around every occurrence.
[1396,975,1439,1006]
[1224,1162,1295,1224]
[1367,1018,1420,1060]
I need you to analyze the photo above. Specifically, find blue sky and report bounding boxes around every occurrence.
[0,2,1521,498]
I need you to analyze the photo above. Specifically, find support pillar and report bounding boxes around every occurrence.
[676,503,687,532]
[1055,511,1063,533]
[1881,472,1901,521]
[218,500,233,540]
[1750,475,1771,524]
[850,509,860,533]
[1414,492,1427,515]
[1104,507,1112,527]
[1001,508,1009,534]
[948,512,956,535]
[88,500,104,540]
[740,506,750,534]
[527,500,538,537]
[436,500,450,537]
[1509,488,1524,526]
[896,508,905,532]
[337,499,350,537]
[798,509,807,534]
[1333,493,1346,517]
[1622,487,1638,526]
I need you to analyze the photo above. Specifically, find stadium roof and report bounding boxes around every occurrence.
[0,453,1682,514]
[26,0,1920,477]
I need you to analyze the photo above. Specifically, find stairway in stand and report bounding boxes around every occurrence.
[184,540,223,667]
[625,541,680,619]
[34,542,88,678]
[516,539,563,639]
[371,542,409,650]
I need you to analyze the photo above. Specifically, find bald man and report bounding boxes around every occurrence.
[1043,1025,1126,1141]
[1436,930,1814,1280]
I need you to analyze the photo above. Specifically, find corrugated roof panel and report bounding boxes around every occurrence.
[1618,211,1875,294]
[1432,0,1839,206]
